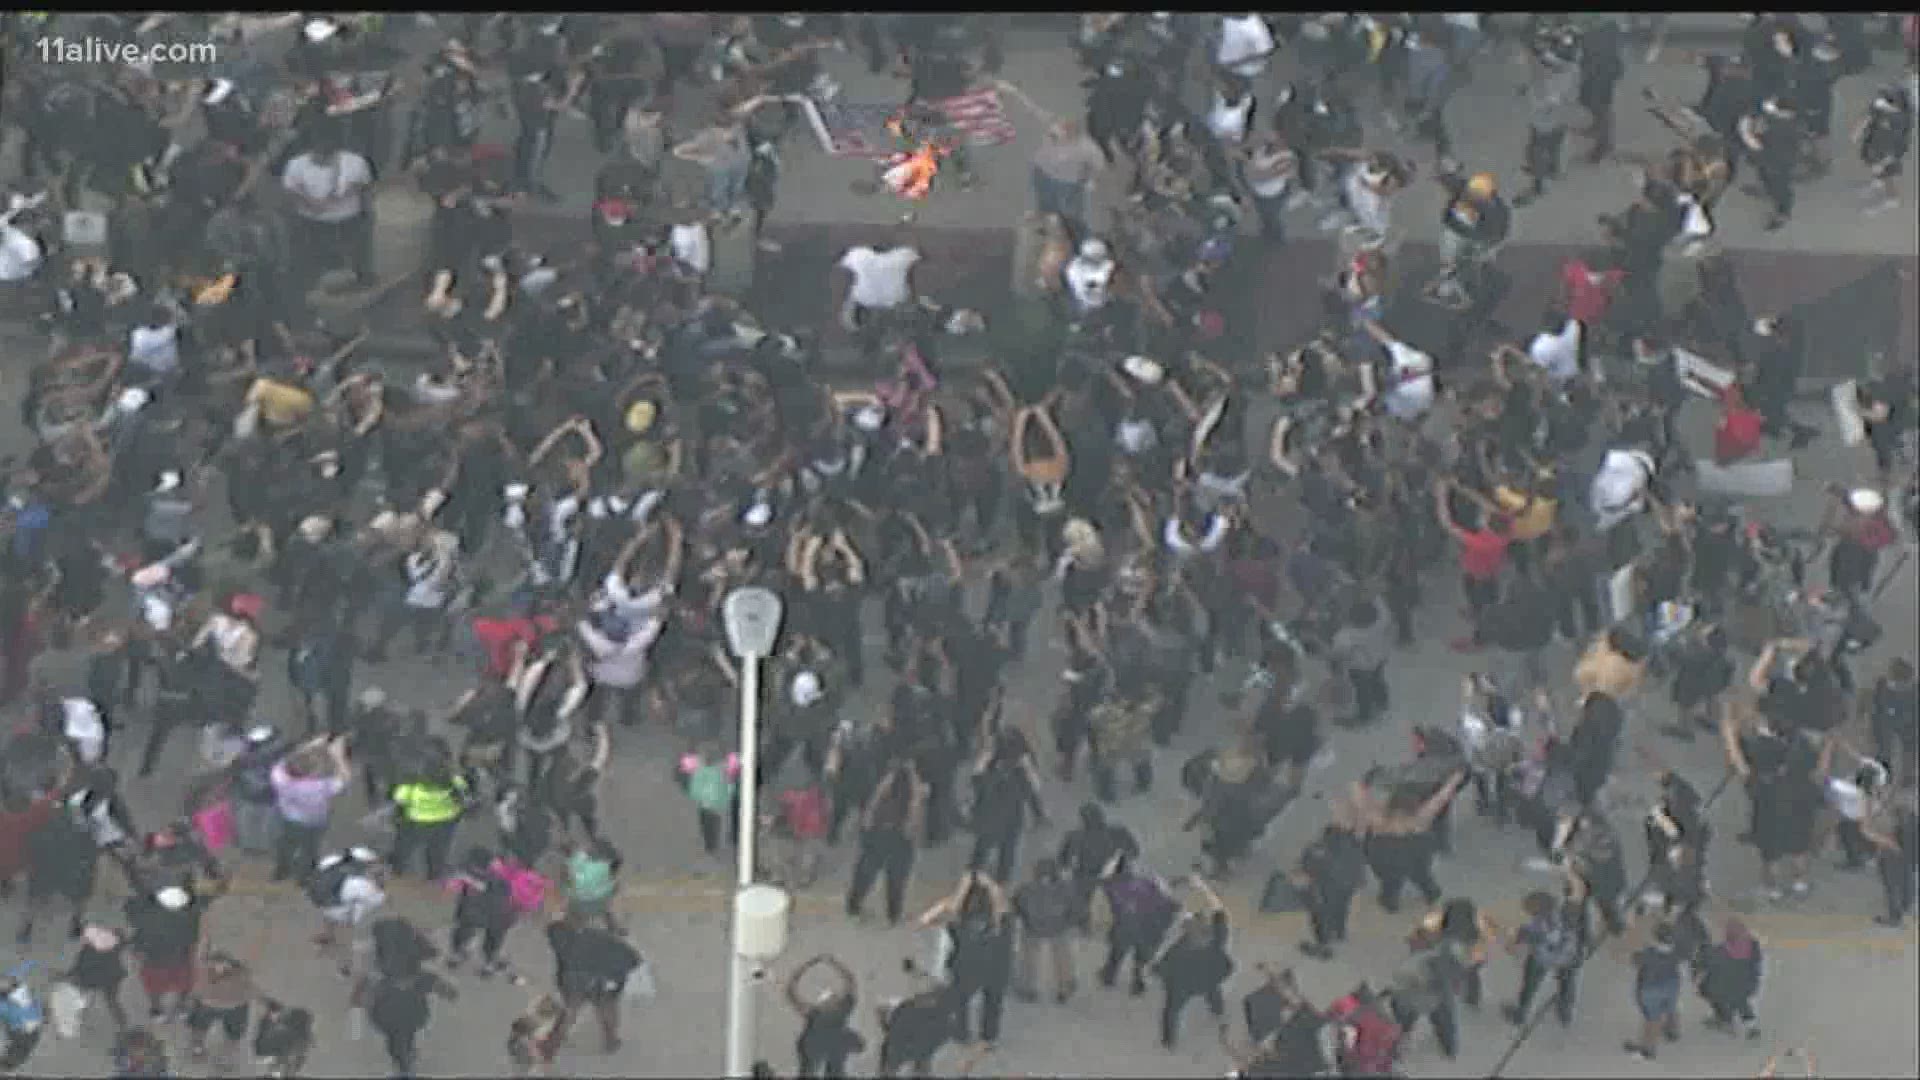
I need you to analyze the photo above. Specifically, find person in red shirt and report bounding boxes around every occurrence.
[470,609,561,682]
[1712,384,1765,463]
[1559,251,1625,365]
[1435,480,1509,652]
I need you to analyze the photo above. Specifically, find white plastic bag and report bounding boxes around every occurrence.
[625,957,657,1001]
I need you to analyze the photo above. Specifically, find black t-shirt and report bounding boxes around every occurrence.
[548,922,640,996]
[128,900,204,967]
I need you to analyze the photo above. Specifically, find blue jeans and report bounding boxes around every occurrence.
[1031,169,1087,227]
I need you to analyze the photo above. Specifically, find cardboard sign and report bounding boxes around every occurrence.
[1674,346,1735,400]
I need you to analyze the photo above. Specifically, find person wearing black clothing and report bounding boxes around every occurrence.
[67,923,133,1032]
[1744,313,1814,445]
[1503,889,1582,1027]
[1742,101,1799,231]
[1296,821,1366,959]
[137,647,197,779]
[1577,20,1625,163]
[967,731,1046,885]
[1084,59,1150,166]
[785,955,865,1078]
[928,874,1016,1046]
[1150,876,1233,1049]
[1058,803,1140,929]
[355,965,456,1078]
[444,847,517,979]
[876,971,953,1078]
[508,38,573,201]
[1866,659,1918,784]
[1863,784,1919,926]
[545,911,641,1056]
[845,761,924,925]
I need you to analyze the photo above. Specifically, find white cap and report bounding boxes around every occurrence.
[853,405,886,432]
[155,470,182,493]
[1078,239,1111,264]
[1848,488,1885,515]
[1121,355,1165,385]
[742,502,774,527]
[155,886,190,911]
[117,387,151,413]
[203,78,235,106]
[303,18,338,43]
[791,670,824,707]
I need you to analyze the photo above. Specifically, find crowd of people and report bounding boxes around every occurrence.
[0,11,1916,1080]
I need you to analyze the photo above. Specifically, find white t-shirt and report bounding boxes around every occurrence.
[1215,15,1274,77]
[1381,339,1435,419]
[129,324,181,374]
[62,699,106,764]
[281,150,373,224]
[1064,257,1113,311]
[1206,93,1253,144]
[0,223,42,282]
[1526,319,1582,383]
[839,245,919,310]
[324,874,386,926]
[1589,450,1652,531]
[670,222,711,275]
[1344,171,1392,235]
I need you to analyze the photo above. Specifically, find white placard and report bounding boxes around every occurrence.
[62,210,108,247]
[1674,346,1735,400]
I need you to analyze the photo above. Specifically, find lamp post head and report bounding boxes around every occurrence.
[723,586,785,660]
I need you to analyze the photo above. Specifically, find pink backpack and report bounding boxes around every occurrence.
[491,858,550,916]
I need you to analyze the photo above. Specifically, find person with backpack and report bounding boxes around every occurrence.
[544,908,644,1056]
[353,959,457,1078]
[125,883,206,1025]
[308,847,386,979]
[444,846,530,982]
[678,741,741,856]
[227,726,286,856]
[1502,888,1582,1027]
[0,962,45,1076]
[1325,985,1402,1078]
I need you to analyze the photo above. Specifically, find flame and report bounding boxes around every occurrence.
[883,142,946,200]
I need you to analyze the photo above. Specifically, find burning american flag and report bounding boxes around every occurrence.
[810,87,1018,160]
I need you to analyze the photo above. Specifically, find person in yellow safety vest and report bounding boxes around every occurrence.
[389,760,471,881]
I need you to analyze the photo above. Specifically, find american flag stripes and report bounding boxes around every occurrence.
[813,87,1018,160]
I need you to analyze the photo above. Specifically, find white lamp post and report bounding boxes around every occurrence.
[721,586,785,1079]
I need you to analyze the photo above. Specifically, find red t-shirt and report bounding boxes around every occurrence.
[471,615,559,680]
[1457,529,1510,581]
[779,787,830,840]
[1561,260,1623,325]
[1713,401,1764,463]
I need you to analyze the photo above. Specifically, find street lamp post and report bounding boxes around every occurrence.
[722,586,785,1079]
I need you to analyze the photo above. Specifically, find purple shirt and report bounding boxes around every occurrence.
[270,763,346,827]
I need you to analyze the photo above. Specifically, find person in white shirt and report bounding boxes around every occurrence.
[126,304,184,386]
[312,848,387,977]
[577,608,665,728]
[1213,14,1275,79]
[1524,310,1583,384]
[836,236,920,368]
[58,697,108,766]
[370,530,461,661]
[1362,321,1436,421]
[279,128,375,292]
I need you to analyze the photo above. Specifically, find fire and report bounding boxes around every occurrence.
[883,142,946,200]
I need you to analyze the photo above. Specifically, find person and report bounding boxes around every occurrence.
[678,742,741,857]
[1624,922,1684,1060]
[559,836,621,930]
[1854,83,1913,215]
[125,883,206,1024]
[110,1025,170,1079]
[269,737,352,883]
[1434,479,1510,650]
[1095,853,1178,997]
[1010,857,1077,1004]
[1387,917,1466,1060]
[1295,816,1367,960]
[253,998,315,1078]
[918,871,1015,1047]
[1058,802,1139,929]
[1149,874,1234,1050]
[785,955,865,1078]
[835,231,921,372]
[309,847,386,978]
[967,729,1046,884]
[1860,780,1919,926]
[1696,917,1763,1039]
[874,959,954,1078]
[64,924,132,1033]
[0,963,44,1076]
[388,752,471,881]
[505,993,565,1077]
[544,908,643,1056]
[1502,888,1582,1026]
[278,125,374,296]
[1030,119,1105,240]
[184,951,255,1066]
[845,759,925,925]
[445,846,526,982]
[354,958,457,1078]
